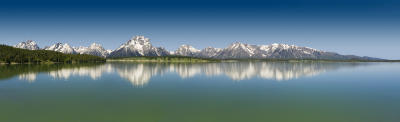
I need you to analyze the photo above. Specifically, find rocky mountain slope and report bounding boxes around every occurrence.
[108,36,169,58]
[75,43,110,57]
[44,43,77,54]
[14,40,40,50]
[174,44,200,57]
[10,36,383,60]
[172,42,380,60]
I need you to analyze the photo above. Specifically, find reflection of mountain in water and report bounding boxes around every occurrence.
[112,63,165,86]
[18,73,37,83]
[48,64,113,80]
[166,62,362,81]
[0,64,104,82]
[2,62,367,86]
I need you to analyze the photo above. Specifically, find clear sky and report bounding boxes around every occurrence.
[0,0,399,59]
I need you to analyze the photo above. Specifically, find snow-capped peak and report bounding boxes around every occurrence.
[179,44,200,52]
[90,43,103,49]
[268,43,320,52]
[44,43,77,54]
[173,44,200,56]
[14,40,40,50]
[74,43,110,57]
[108,36,170,57]
[270,43,291,49]
[204,47,222,51]
[226,42,256,56]
[115,36,152,54]
[63,43,73,48]
[197,47,222,58]
[125,36,151,46]
[228,42,244,48]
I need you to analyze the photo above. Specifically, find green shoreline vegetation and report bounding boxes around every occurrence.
[0,45,105,64]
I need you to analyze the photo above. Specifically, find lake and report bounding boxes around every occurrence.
[1,62,400,122]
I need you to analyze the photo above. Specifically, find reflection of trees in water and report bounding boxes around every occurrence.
[2,62,369,86]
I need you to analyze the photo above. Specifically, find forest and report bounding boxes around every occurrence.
[0,45,105,64]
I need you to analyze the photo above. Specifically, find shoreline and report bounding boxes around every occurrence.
[0,61,106,65]
[106,59,400,63]
[2,58,399,64]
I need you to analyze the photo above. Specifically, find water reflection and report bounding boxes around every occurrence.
[48,64,113,80]
[18,73,37,82]
[1,62,368,86]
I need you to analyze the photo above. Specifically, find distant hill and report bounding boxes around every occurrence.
[0,45,105,64]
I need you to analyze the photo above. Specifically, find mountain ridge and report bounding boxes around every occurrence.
[10,36,385,60]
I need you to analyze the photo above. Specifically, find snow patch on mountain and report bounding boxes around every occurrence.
[44,43,77,54]
[75,43,110,57]
[10,36,382,60]
[197,47,222,58]
[174,44,200,57]
[108,36,169,57]
[14,40,40,50]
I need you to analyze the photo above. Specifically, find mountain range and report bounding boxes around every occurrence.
[12,36,382,60]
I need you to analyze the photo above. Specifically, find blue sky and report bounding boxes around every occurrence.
[0,0,399,59]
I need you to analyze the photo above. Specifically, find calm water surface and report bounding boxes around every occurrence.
[0,62,399,122]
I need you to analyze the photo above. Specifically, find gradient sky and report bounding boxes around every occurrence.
[0,0,399,59]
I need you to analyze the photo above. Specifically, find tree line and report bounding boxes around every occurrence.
[0,45,105,64]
